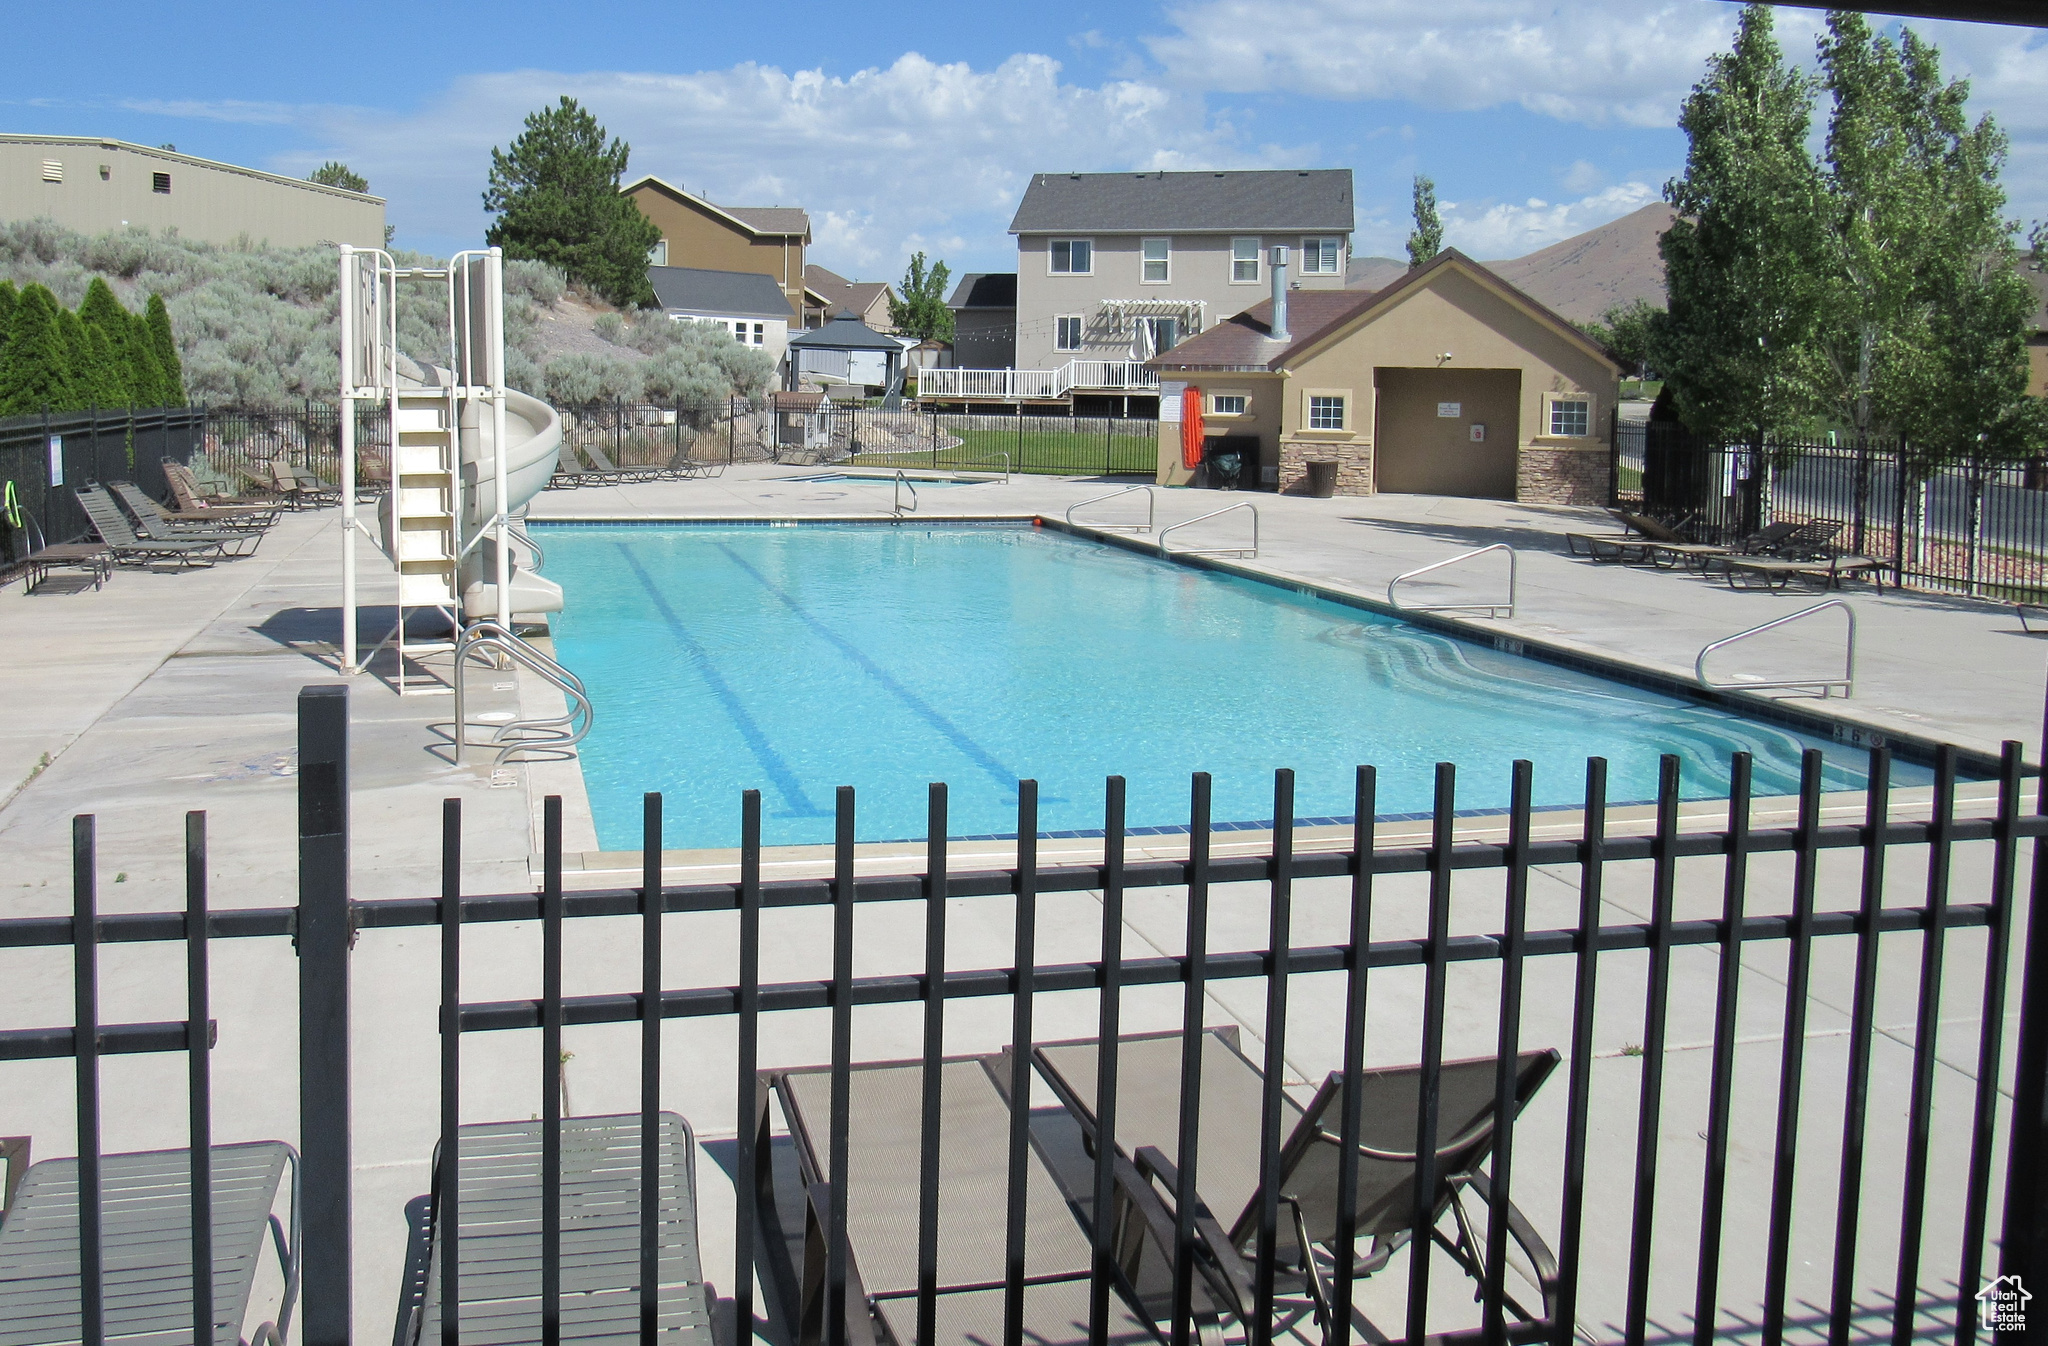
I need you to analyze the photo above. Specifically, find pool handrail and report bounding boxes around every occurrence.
[1066,484,1156,534]
[892,469,918,518]
[1694,599,1857,698]
[1388,544,1517,618]
[452,619,594,765]
[1158,501,1258,558]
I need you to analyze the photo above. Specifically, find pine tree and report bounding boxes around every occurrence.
[308,161,369,194]
[484,97,661,308]
[144,295,185,406]
[0,286,75,417]
[1406,176,1444,268]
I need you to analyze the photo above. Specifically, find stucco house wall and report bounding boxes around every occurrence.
[625,180,807,317]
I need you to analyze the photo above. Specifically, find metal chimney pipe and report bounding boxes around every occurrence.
[1269,245,1290,341]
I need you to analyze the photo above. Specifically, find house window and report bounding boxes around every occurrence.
[152,172,171,194]
[752,323,765,346]
[1141,237,1170,283]
[1231,237,1260,283]
[1055,315,1084,351]
[1300,237,1341,274]
[1550,396,1591,438]
[1049,239,1093,275]
[1307,395,1347,431]
[1139,317,1178,356]
[648,239,669,266]
[1211,394,1248,416]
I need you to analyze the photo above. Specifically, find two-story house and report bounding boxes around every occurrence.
[623,176,810,323]
[1010,169,1354,375]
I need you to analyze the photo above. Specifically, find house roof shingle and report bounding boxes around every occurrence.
[647,266,795,321]
[725,205,812,236]
[947,273,1017,309]
[804,265,892,316]
[788,311,903,351]
[1009,170,1353,235]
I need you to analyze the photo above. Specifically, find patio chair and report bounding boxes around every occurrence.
[0,1140,299,1346]
[163,463,281,526]
[575,439,667,485]
[761,1056,1163,1346]
[3,512,110,594]
[2018,603,2047,635]
[1564,509,1686,563]
[1027,1030,1561,1343]
[110,482,264,555]
[265,461,342,508]
[1718,552,1881,591]
[403,1112,714,1345]
[1645,519,1816,572]
[75,487,228,567]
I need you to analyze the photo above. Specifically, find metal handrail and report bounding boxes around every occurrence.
[452,620,594,764]
[1695,600,1857,698]
[1158,501,1258,558]
[1387,544,1517,617]
[1066,484,1157,533]
[893,469,918,517]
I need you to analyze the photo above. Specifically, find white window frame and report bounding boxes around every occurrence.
[1048,238,1094,275]
[1141,237,1171,284]
[1210,391,1249,417]
[1300,237,1342,275]
[1230,237,1261,284]
[1055,315,1085,351]
[1545,392,1594,439]
[649,239,669,266]
[1304,390,1350,432]
[752,322,766,346]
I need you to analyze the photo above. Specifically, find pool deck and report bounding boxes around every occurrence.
[0,465,2037,1341]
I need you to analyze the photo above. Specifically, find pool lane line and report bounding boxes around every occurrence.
[712,542,1024,794]
[613,544,829,820]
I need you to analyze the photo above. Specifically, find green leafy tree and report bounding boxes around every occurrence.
[1581,299,1663,379]
[144,294,185,406]
[308,162,369,193]
[1656,4,1830,446]
[483,97,660,308]
[886,253,954,343]
[1406,176,1444,268]
[0,286,74,416]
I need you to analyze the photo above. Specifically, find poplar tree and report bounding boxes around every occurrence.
[1406,176,1444,268]
[145,295,185,405]
[0,286,74,416]
[484,97,660,308]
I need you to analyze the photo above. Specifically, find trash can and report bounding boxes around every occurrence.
[1306,460,1339,498]
[1203,444,1248,490]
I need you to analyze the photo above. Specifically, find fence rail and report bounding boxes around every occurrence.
[1614,421,2048,600]
[1,688,2044,1344]
[0,406,207,552]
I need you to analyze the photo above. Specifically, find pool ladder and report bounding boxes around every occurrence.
[1159,501,1258,558]
[1388,544,1517,618]
[892,470,918,519]
[452,620,595,765]
[1066,485,1156,533]
[1695,600,1856,697]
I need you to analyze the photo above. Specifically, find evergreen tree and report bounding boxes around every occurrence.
[0,281,16,368]
[1655,3,1829,444]
[308,161,370,193]
[1406,175,1444,268]
[144,295,185,405]
[57,309,93,411]
[886,253,954,343]
[128,312,167,406]
[483,97,661,308]
[84,325,123,408]
[78,278,136,406]
[0,286,75,417]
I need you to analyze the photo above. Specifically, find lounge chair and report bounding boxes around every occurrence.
[1718,552,1881,591]
[1564,509,1683,563]
[75,487,228,567]
[0,1140,299,1346]
[266,461,342,509]
[761,1056,1162,1346]
[575,440,668,486]
[4,512,111,594]
[403,1113,714,1345]
[164,463,282,526]
[2018,603,2047,634]
[110,482,264,555]
[1027,1030,1561,1343]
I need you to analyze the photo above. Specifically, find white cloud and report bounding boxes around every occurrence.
[1145,0,1747,128]
[1442,181,1661,257]
[118,98,306,126]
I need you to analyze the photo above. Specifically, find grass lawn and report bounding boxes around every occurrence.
[857,425,1159,476]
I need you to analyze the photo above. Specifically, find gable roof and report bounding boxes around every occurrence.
[1149,249,1618,374]
[948,272,1017,309]
[804,264,892,315]
[788,311,902,351]
[622,175,812,241]
[647,266,795,321]
[1010,169,1352,235]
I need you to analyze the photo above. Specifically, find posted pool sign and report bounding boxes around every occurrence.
[1978,1275,2031,1332]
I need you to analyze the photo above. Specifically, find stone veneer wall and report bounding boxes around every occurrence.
[1278,437,1374,495]
[1516,446,1608,505]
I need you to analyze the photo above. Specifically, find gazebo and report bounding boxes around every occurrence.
[787,310,904,394]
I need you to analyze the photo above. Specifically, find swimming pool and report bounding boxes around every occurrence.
[541,523,1923,850]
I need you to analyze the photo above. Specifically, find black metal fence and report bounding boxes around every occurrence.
[0,406,207,553]
[3,687,2046,1345]
[557,401,728,474]
[202,402,390,494]
[1614,422,2048,600]
[740,401,1159,476]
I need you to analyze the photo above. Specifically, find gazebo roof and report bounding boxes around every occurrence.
[789,311,902,351]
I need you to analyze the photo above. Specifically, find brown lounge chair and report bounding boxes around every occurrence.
[1564,509,1683,562]
[4,511,111,594]
[267,460,343,508]
[2018,603,2047,634]
[1718,552,1881,590]
[75,487,227,568]
[110,481,264,556]
[164,462,282,525]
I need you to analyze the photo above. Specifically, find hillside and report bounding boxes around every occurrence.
[1484,202,1674,323]
[1345,255,1408,291]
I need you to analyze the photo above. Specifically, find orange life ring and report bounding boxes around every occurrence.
[1180,386,1204,470]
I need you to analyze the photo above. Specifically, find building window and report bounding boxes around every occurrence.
[1307,395,1347,431]
[649,239,669,266]
[1300,237,1341,274]
[1049,239,1093,275]
[1139,317,1178,356]
[752,323,765,346]
[1211,393,1248,416]
[1231,237,1260,283]
[152,172,171,194]
[1549,396,1591,438]
[1055,315,1084,351]
[1141,237,1170,283]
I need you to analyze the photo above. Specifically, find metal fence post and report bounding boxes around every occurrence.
[2001,680,2048,1294]
[297,684,353,1346]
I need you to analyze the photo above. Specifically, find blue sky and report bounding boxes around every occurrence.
[11,2,2046,279]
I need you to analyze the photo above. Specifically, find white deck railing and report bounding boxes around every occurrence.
[916,360,1160,400]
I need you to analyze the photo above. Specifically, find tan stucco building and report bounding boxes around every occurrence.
[0,135,385,249]
[1150,250,1620,504]
[624,176,809,320]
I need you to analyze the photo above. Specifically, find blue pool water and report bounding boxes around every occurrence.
[541,524,1923,850]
